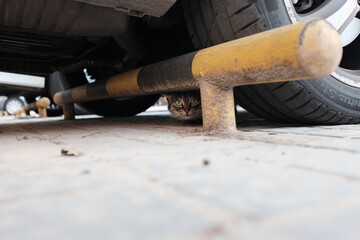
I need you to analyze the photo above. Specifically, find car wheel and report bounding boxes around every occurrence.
[182,0,360,124]
[3,98,25,115]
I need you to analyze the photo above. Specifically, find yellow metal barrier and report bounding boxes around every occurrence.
[54,19,342,131]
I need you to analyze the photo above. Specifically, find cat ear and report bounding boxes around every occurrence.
[162,94,170,100]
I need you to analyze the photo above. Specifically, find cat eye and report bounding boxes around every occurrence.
[174,100,183,107]
[190,98,199,106]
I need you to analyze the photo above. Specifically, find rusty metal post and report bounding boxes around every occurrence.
[54,19,342,132]
[199,82,236,131]
[63,104,75,120]
[35,97,51,118]
[15,97,51,118]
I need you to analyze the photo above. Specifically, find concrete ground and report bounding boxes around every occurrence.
[0,107,360,240]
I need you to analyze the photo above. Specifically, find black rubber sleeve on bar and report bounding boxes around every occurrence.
[138,51,198,94]
[86,80,110,99]
[62,90,73,104]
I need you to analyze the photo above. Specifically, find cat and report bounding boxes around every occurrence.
[164,91,202,122]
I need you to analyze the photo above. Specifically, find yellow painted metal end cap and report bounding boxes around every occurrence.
[298,19,343,78]
[53,93,62,105]
[36,97,51,108]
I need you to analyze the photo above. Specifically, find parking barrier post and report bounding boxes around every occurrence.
[54,19,342,132]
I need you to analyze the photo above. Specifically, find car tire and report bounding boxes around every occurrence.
[182,0,360,124]
[3,98,25,115]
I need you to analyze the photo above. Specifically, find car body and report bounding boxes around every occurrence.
[0,71,45,97]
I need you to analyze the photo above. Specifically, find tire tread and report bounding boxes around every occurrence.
[181,0,360,124]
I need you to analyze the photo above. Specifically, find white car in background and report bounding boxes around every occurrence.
[0,71,88,116]
[0,71,45,115]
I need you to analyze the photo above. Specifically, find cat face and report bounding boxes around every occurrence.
[165,91,202,121]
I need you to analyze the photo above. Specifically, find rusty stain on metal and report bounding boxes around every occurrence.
[200,81,236,131]
[53,19,342,132]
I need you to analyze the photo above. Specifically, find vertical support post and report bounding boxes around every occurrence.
[199,81,236,132]
[63,104,75,120]
[37,107,47,118]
